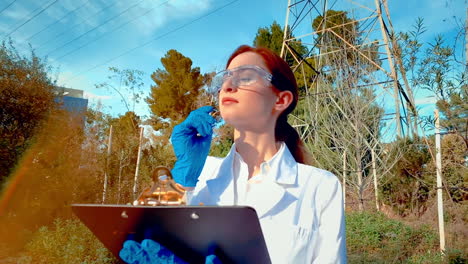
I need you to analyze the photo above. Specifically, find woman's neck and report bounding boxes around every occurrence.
[233,129,279,179]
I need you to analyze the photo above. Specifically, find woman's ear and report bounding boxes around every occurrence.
[274,90,293,112]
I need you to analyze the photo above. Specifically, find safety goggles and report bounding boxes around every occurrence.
[210,65,273,93]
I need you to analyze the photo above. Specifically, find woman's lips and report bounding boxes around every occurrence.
[221,97,238,105]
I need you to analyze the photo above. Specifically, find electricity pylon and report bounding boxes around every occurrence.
[281,0,417,141]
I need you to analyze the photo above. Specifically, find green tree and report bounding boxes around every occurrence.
[253,21,285,55]
[253,21,316,92]
[0,41,56,184]
[437,85,467,148]
[380,138,432,216]
[312,10,357,49]
[0,109,102,256]
[105,111,145,204]
[95,67,145,128]
[424,134,468,202]
[253,21,309,62]
[398,20,467,143]
[312,10,381,72]
[146,49,208,131]
[209,124,234,158]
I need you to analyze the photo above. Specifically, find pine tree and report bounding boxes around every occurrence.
[146,49,207,131]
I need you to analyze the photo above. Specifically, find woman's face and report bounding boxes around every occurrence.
[218,52,279,131]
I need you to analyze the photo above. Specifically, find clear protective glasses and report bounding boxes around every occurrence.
[209,65,273,93]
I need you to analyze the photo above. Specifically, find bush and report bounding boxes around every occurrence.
[346,211,442,263]
[21,218,117,264]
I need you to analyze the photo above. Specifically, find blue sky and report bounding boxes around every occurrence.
[0,0,466,122]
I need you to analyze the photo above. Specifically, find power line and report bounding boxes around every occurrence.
[0,0,17,16]
[55,0,171,61]
[24,0,91,43]
[45,0,146,57]
[62,0,240,83]
[3,0,60,40]
[34,1,119,51]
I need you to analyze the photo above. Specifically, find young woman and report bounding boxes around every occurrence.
[120,45,347,263]
[171,45,347,263]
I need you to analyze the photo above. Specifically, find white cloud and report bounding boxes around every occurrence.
[414,96,437,106]
[128,0,214,36]
[56,70,93,90]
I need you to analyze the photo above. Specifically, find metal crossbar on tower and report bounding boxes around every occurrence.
[280,0,416,210]
[281,0,417,141]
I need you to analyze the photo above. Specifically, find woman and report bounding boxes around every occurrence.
[121,45,347,263]
[172,45,346,263]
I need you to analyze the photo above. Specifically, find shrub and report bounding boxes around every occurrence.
[22,217,117,264]
[346,211,442,263]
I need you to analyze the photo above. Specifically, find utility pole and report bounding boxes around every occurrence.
[465,8,467,73]
[371,148,380,211]
[435,109,446,253]
[133,126,144,200]
[342,150,347,209]
[102,125,113,204]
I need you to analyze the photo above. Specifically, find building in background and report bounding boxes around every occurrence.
[55,87,88,115]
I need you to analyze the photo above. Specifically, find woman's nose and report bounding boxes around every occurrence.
[220,79,237,93]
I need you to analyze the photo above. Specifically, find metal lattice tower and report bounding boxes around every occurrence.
[280,0,418,210]
[281,0,417,141]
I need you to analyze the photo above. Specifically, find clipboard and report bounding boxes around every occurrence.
[71,204,271,264]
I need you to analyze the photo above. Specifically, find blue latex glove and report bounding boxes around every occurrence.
[171,106,216,187]
[119,239,221,264]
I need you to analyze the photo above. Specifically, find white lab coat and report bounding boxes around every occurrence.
[187,143,347,263]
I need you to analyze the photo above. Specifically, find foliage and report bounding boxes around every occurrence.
[294,54,388,211]
[347,211,442,263]
[95,67,145,114]
[436,84,468,148]
[146,49,209,131]
[424,134,468,202]
[311,10,381,72]
[0,110,102,253]
[253,21,309,65]
[418,35,456,100]
[393,17,467,207]
[0,40,56,183]
[382,133,467,216]
[209,124,234,157]
[312,10,357,46]
[105,111,142,204]
[253,21,316,93]
[397,19,467,143]
[253,21,285,56]
[21,218,116,264]
[380,137,432,216]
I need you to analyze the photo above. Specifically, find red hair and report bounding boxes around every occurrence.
[225,45,311,165]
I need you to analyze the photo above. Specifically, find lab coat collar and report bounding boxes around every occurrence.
[269,142,298,185]
[205,142,299,218]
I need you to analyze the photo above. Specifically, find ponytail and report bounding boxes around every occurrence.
[275,114,312,165]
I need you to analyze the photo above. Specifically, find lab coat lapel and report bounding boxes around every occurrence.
[205,145,236,205]
[205,143,299,217]
[247,144,299,218]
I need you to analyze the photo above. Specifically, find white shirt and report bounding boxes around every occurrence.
[187,143,347,263]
